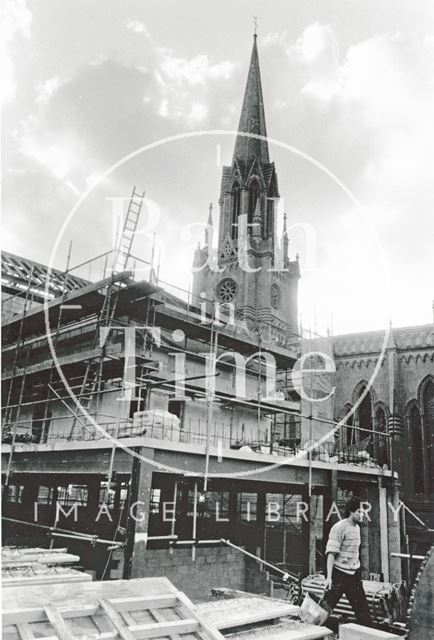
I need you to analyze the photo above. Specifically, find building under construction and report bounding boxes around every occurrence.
[1,35,410,603]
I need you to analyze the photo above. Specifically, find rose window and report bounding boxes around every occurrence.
[217,278,237,303]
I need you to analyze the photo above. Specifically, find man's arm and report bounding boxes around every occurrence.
[325,553,335,590]
[324,523,342,589]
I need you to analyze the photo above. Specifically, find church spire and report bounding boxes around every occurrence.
[204,202,213,247]
[232,34,269,168]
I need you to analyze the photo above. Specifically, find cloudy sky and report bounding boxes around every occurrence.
[3,0,434,334]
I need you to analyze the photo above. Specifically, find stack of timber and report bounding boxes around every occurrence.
[197,590,332,640]
[3,565,92,587]
[2,546,90,587]
[2,577,225,640]
[2,547,80,567]
[302,574,408,627]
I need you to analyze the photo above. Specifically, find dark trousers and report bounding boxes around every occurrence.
[323,567,372,627]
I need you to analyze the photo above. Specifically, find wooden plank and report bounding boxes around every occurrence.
[109,595,179,612]
[149,607,182,640]
[196,598,300,630]
[2,548,68,556]
[2,579,224,640]
[98,599,136,640]
[120,612,136,627]
[2,577,177,611]
[3,572,92,587]
[128,618,199,638]
[2,553,80,568]
[15,623,35,640]
[3,604,98,626]
[225,622,332,639]
[44,605,75,640]
[3,608,47,625]
[176,591,226,640]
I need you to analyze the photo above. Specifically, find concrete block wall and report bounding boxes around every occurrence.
[245,557,273,595]
[130,546,246,601]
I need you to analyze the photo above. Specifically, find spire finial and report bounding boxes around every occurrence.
[253,16,258,37]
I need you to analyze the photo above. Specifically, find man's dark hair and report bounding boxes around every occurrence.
[344,496,361,517]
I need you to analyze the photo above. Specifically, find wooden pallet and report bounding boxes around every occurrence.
[196,596,299,629]
[2,577,224,640]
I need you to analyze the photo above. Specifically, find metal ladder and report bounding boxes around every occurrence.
[68,279,122,438]
[113,186,145,274]
[69,187,145,438]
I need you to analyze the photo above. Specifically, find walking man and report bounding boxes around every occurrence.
[323,496,372,627]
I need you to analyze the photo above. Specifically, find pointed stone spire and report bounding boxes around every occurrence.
[233,34,269,168]
[252,197,262,243]
[205,202,213,246]
[282,212,289,262]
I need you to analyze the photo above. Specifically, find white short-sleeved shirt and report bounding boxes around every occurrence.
[326,518,360,574]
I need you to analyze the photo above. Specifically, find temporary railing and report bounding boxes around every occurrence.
[2,416,388,473]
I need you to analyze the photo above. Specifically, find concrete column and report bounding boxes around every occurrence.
[124,446,155,579]
[86,476,101,515]
[308,493,322,574]
[257,492,266,558]
[360,525,370,579]
[301,484,310,576]
[323,470,338,573]
[378,479,389,581]
[387,485,402,583]
[366,483,382,578]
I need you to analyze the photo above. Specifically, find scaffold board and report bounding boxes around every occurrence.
[2,577,225,640]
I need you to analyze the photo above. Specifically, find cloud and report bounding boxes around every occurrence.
[1,0,32,103]
[35,76,64,105]
[260,24,434,329]
[125,18,150,37]
[4,10,432,330]
[160,53,234,85]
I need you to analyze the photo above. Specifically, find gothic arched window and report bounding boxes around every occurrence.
[231,182,241,240]
[348,385,373,448]
[375,406,389,467]
[248,180,260,233]
[345,411,354,446]
[266,197,274,239]
[409,403,424,494]
[422,380,434,492]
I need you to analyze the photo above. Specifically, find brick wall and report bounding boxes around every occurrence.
[131,545,246,601]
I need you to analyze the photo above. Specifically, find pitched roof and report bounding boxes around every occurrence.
[1,251,87,301]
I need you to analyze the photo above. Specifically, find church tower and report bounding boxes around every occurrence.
[193,34,300,346]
